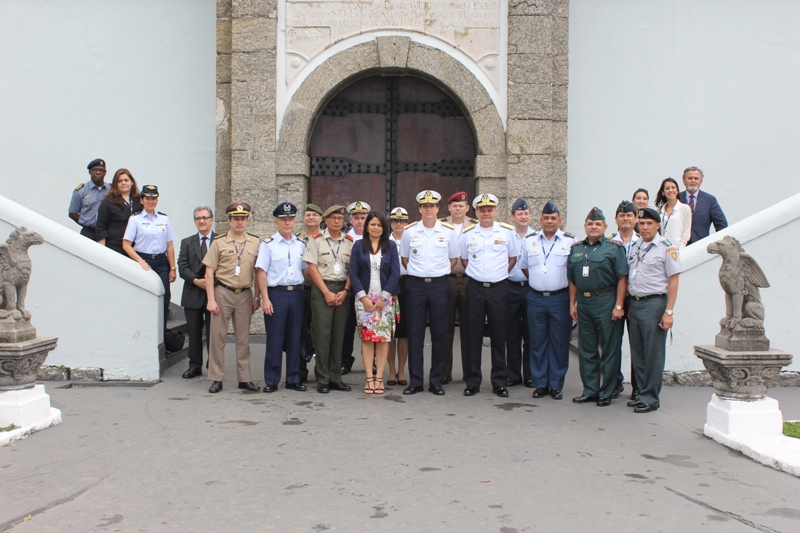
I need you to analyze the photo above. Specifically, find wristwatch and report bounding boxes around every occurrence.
[665,309,673,316]
[614,305,623,311]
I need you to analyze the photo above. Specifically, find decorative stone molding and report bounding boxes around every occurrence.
[695,345,792,401]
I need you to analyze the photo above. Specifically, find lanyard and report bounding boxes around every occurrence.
[541,234,558,264]
[583,242,600,265]
[632,242,655,269]
[325,237,341,261]
[232,239,246,266]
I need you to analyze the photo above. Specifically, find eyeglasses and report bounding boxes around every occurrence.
[194,216,213,221]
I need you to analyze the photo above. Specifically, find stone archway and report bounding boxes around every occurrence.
[275,37,507,214]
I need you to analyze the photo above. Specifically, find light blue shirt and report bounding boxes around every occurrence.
[68,181,109,228]
[508,227,534,282]
[123,211,175,254]
[459,222,517,283]
[400,220,459,277]
[609,231,639,260]
[389,233,408,276]
[255,232,307,286]
[517,230,575,291]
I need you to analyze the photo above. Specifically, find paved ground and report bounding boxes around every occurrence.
[2,337,800,532]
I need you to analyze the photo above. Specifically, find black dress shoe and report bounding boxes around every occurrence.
[524,379,534,388]
[329,382,351,392]
[428,385,445,396]
[238,381,260,392]
[550,389,563,400]
[506,379,523,387]
[340,365,351,375]
[596,397,611,407]
[634,403,658,413]
[182,367,202,379]
[493,387,509,398]
[627,399,643,407]
[463,386,479,396]
[630,390,640,402]
[286,382,307,392]
[532,387,550,398]
[403,385,424,395]
[572,395,599,403]
[208,381,223,394]
[317,384,329,394]
[262,384,278,393]
[612,383,625,399]
[387,378,397,386]
[442,376,453,384]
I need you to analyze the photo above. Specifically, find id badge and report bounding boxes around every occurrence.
[334,263,342,275]
[630,267,637,279]
[582,265,589,277]
[235,265,241,277]
[287,266,295,277]
[540,264,548,275]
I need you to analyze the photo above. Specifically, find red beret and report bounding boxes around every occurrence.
[448,191,468,204]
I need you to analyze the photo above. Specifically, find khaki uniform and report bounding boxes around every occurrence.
[203,231,260,382]
[296,228,316,380]
[303,229,354,385]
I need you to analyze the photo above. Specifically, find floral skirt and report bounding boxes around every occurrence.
[355,294,399,343]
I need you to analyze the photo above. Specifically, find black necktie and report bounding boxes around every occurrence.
[201,236,208,258]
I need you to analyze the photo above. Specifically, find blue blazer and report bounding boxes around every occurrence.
[349,239,401,297]
[679,190,728,244]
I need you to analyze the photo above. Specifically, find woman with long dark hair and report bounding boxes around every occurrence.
[655,177,692,248]
[348,211,401,394]
[96,169,142,255]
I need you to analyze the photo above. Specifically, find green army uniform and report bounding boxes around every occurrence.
[568,236,629,400]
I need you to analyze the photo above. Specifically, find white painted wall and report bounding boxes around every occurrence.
[0,0,217,304]
[1,196,164,380]
[567,0,800,232]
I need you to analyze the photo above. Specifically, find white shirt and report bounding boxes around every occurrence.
[459,222,517,283]
[508,227,534,282]
[400,220,459,277]
[659,201,692,248]
[389,233,408,276]
[517,229,575,291]
[347,228,363,241]
[255,232,307,287]
[609,231,639,260]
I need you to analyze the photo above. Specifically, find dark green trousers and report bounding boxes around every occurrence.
[310,281,348,385]
[576,291,623,399]
[628,296,667,407]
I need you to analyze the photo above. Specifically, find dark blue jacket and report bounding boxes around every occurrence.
[349,239,401,298]
[679,189,728,244]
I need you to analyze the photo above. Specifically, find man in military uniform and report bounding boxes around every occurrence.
[68,158,110,240]
[518,201,576,400]
[626,207,681,413]
[399,190,459,396]
[608,200,639,399]
[568,207,628,406]
[303,205,354,393]
[204,202,261,394]
[459,193,516,397]
[297,203,323,382]
[341,200,370,374]
[506,198,535,388]
[256,202,307,393]
[440,191,478,383]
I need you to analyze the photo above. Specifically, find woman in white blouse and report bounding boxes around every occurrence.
[655,177,692,248]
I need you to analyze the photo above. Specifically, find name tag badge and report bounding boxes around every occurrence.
[235,265,241,276]
[582,265,589,277]
[287,266,295,277]
[540,264,548,275]
[630,267,637,279]
[334,263,342,275]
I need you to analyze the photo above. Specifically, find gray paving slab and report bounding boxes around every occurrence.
[2,335,800,532]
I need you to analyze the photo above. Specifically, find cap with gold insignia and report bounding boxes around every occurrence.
[347,201,370,214]
[305,203,323,216]
[389,207,409,220]
[141,185,160,198]
[323,205,347,218]
[586,207,605,221]
[416,190,441,205]
[448,191,468,204]
[637,207,661,222]
[472,193,499,209]
[542,200,560,215]
[511,198,530,212]
[226,202,251,217]
[616,200,637,214]
[273,202,297,218]
[87,158,106,170]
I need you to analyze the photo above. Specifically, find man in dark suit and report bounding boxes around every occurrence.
[178,206,216,378]
[679,166,728,245]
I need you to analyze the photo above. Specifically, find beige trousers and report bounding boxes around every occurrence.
[207,286,253,382]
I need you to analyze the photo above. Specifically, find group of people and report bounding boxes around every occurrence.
[69,158,728,412]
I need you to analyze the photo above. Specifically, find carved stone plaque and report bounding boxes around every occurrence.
[285,0,501,88]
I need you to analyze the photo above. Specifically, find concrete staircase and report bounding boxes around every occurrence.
[159,303,190,375]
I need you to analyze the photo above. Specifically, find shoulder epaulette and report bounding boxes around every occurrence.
[499,222,514,230]
[662,239,673,247]
[158,211,167,216]
[606,232,616,239]
[132,210,143,216]
[405,221,419,229]
[571,240,582,247]
[438,217,448,222]
[440,221,455,230]
[263,237,274,244]
[608,239,622,246]
[462,223,476,233]
[345,234,354,242]
[524,231,538,240]
[563,232,575,239]
[213,233,225,240]
[470,217,479,224]
[247,232,259,239]
[75,183,85,191]
[312,232,322,238]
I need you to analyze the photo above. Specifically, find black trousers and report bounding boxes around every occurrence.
[184,306,210,370]
[141,253,170,331]
[406,276,450,388]
[341,294,357,370]
[299,285,314,381]
[506,281,531,383]
[464,278,509,390]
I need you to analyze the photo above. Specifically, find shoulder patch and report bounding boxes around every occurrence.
[563,232,575,239]
[345,234,354,242]
[75,183,85,191]
[499,222,514,230]
[440,221,455,230]
[662,239,673,247]
[462,223,476,233]
[405,221,419,229]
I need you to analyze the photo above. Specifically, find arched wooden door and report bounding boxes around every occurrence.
[308,76,476,220]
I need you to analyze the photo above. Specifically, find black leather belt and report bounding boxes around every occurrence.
[629,293,666,301]
[579,286,614,298]
[531,287,568,296]
[140,253,167,260]
[507,280,527,287]
[271,284,303,291]
[409,275,447,283]
[449,273,465,279]
[215,280,250,294]
[469,278,506,288]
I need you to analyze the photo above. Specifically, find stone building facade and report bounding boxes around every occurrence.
[216,0,568,235]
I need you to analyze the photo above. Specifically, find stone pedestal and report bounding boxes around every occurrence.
[694,344,792,400]
[715,326,769,351]
[0,384,62,446]
[0,336,58,391]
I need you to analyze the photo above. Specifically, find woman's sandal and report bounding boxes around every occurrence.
[373,377,384,395]
[364,377,375,394]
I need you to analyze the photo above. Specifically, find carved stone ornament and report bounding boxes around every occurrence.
[695,345,792,401]
[707,236,770,351]
[0,226,44,343]
[0,337,58,391]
